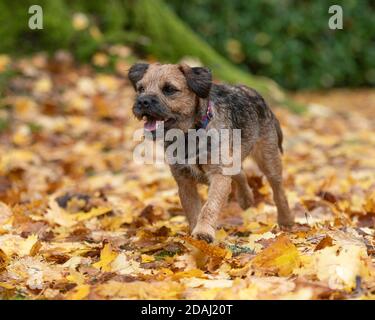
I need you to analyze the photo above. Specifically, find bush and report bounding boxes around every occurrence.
[0,0,128,61]
[1,0,371,90]
[167,0,375,89]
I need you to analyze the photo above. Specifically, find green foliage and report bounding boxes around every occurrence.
[130,0,293,107]
[167,0,375,89]
[0,0,372,91]
[0,0,299,108]
[0,0,128,61]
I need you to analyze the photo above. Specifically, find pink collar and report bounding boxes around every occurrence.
[200,100,213,129]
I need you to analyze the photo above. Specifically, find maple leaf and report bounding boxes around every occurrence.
[314,235,334,251]
[0,234,40,257]
[251,235,301,277]
[171,268,205,280]
[93,243,118,272]
[183,236,231,259]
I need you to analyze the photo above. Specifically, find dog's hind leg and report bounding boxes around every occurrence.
[251,136,294,227]
[233,170,254,210]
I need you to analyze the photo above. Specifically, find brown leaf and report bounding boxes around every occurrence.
[183,236,230,259]
[314,235,334,251]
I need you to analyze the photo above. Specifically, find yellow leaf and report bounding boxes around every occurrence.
[258,184,270,195]
[93,243,118,272]
[251,235,300,276]
[337,200,350,212]
[216,228,228,241]
[23,234,40,256]
[74,207,112,222]
[0,234,39,257]
[314,244,372,291]
[67,284,90,300]
[45,201,111,227]
[141,254,155,263]
[172,269,205,280]
[33,77,52,94]
[0,282,14,289]
[12,127,31,146]
[0,150,37,174]
[67,270,86,285]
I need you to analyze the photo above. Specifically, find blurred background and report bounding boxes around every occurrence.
[0,0,374,95]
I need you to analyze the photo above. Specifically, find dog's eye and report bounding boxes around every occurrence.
[137,85,145,93]
[162,84,178,96]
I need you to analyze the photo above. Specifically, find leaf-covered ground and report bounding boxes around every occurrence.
[0,52,374,300]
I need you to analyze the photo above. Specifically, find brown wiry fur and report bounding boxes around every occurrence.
[128,62,294,242]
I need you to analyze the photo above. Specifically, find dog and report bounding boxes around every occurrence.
[128,63,294,242]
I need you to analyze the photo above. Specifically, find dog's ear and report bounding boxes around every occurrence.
[179,64,212,98]
[128,63,149,89]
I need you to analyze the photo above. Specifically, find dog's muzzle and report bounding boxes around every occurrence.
[133,95,175,133]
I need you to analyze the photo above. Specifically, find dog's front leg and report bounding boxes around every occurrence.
[192,174,232,242]
[175,177,202,232]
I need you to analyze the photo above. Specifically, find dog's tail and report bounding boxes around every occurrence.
[274,118,284,154]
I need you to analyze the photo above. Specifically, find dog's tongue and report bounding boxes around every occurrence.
[144,119,157,131]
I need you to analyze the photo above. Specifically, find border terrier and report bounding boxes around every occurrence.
[128,63,294,242]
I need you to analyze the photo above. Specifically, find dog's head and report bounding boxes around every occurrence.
[128,63,212,134]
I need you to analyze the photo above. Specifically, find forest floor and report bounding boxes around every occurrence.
[0,52,374,299]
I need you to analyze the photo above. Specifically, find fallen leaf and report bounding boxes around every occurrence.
[314,244,373,291]
[314,235,334,251]
[95,281,183,299]
[251,235,300,276]
[67,284,90,300]
[184,237,231,259]
[172,268,205,280]
[0,234,39,257]
[75,207,112,222]
[93,243,118,272]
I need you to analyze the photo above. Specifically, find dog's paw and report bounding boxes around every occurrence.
[193,232,214,243]
[236,187,254,210]
[278,215,295,231]
[191,224,215,243]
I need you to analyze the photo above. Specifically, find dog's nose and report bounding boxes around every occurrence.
[137,96,158,108]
